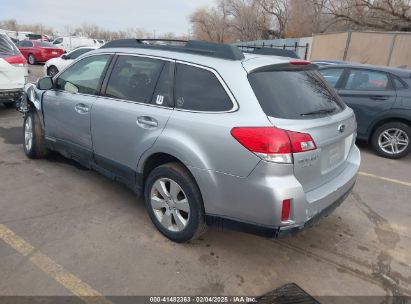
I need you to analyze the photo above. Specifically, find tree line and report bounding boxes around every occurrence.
[190,0,411,43]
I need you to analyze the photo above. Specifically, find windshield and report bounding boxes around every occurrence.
[248,69,345,119]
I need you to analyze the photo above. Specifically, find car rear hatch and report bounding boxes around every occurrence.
[38,41,64,57]
[244,59,357,192]
[0,34,27,90]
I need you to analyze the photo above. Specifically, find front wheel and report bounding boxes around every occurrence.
[144,162,207,242]
[23,111,48,159]
[48,65,59,77]
[371,122,411,159]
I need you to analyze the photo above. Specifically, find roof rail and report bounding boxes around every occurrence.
[237,45,299,59]
[101,39,245,61]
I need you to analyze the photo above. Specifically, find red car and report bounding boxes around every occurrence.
[16,40,64,65]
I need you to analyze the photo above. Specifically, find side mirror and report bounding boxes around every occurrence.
[37,76,54,90]
[61,54,69,60]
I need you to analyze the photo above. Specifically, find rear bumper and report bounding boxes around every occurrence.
[0,89,23,102]
[206,181,354,238]
[191,145,360,238]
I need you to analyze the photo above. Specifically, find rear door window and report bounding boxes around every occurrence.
[105,55,164,103]
[319,68,345,88]
[174,63,233,112]
[248,69,344,119]
[345,69,390,91]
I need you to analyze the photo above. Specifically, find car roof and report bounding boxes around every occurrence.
[91,46,290,72]
[319,62,411,78]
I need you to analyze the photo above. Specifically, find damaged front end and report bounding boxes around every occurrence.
[17,82,41,114]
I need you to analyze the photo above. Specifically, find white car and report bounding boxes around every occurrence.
[44,46,98,77]
[0,33,28,108]
[51,36,100,52]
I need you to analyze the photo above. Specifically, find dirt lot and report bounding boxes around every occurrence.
[0,65,410,302]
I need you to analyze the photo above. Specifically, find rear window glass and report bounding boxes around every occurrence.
[248,69,344,119]
[0,34,19,58]
[39,42,54,47]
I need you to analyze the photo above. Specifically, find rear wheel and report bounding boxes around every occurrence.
[144,162,207,242]
[28,54,36,65]
[48,66,59,77]
[23,111,48,159]
[371,122,411,159]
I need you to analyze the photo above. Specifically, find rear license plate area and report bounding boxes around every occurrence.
[321,140,345,174]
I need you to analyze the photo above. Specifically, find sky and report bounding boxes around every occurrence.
[0,0,214,36]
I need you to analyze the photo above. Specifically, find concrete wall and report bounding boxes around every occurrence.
[310,32,349,61]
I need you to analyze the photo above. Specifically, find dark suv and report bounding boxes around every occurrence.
[319,64,411,159]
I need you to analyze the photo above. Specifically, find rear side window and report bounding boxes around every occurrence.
[345,69,389,90]
[319,68,344,88]
[248,70,344,119]
[105,55,164,103]
[39,41,53,47]
[151,62,172,107]
[392,76,407,90]
[0,35,19,58]
[174,64,233,111]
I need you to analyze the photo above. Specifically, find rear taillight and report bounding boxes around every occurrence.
[231,127,316,164]
[289,59,311,65]
[4,54,27,66]
[281,199,291,222]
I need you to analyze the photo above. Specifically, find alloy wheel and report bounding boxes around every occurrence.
[24,116,33,152]
[150,178,190,232]
[378,128,409,155]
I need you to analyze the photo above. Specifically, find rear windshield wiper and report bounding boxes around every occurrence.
[300,108,336,117]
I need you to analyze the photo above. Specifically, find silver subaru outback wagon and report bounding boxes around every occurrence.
[19,39,360,242]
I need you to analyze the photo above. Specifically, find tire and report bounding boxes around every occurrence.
[48,66,59,77]
[23,111,48,159]
[4,101,16,109]
[371,122,411,159]
[144,162,207,242]
[28,54,36,65]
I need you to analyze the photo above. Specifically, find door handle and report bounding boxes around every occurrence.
[136,116,158,128]
[74,103,89,114]
[370,96,389,101]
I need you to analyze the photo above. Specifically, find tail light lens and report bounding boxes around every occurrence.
[4,54,27,67]
[231,127,316,164]
[281,199,291,222]
[289,59,311,65]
